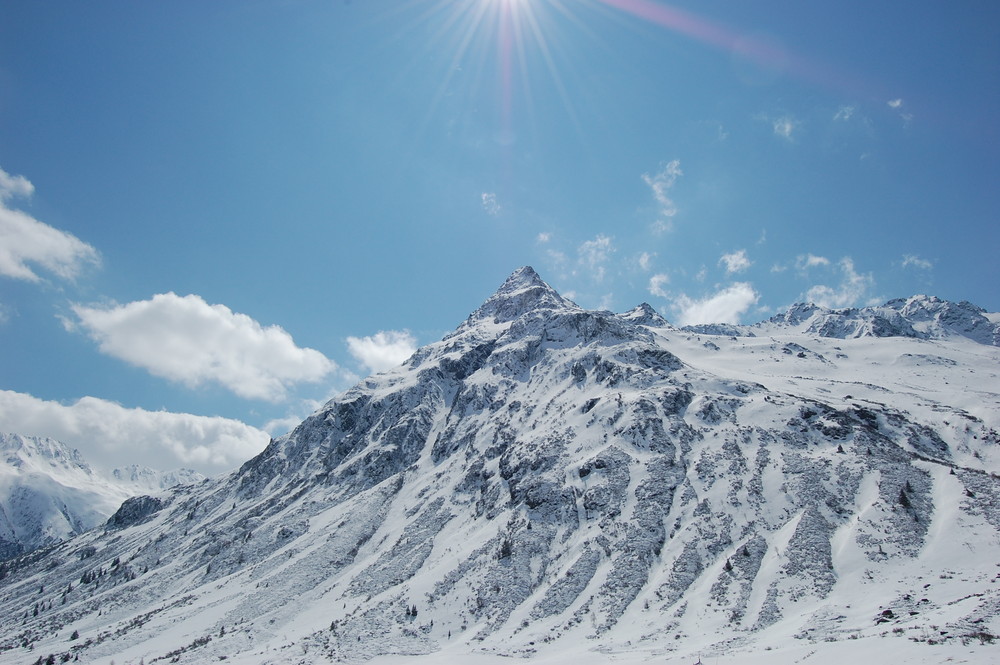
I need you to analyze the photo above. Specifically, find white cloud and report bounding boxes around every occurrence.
[71,293,335,402]
[536,232,551,243]
[719,249,752,274]
[901,254,933,270]
[0,167,34,200]
[638,251,655,272]
[796,253,831,270]
[834,105,856,121]
[0,166,100,282]
[346,329,417,374]
[804,257,874,309]
[0,389,269,473]
[673,283,759,326]
[772,116,798,140]
[642,160,682,233]
[577,234,614,282]
[887,98,904,109]
[648,273,670,298]
[546,248,568,267]
[481,192,500,216]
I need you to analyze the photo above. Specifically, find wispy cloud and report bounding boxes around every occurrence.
[642,160,682,233]
[719,249,751,274]
[772,115,799,141]
[887,98,913,125]
[804,257,874,308]
[346,329,417,374]
[648,273,670,298]
[0,389,269,473]
[834,105,856,121]
[0,166,100,282]
[578,234,614,282]
[901,254,933,270]
[70,293,335,402]
[637,251,655,271]
[481,192,500,216]
[796,253,831,270]
[536,232,551,243]
[673,283,759,326]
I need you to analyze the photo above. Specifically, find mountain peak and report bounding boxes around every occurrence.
[469,266,576,324]
[620,302,670,327]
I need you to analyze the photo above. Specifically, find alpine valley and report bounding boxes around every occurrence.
[2,267,998,665]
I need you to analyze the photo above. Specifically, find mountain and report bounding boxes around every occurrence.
[0,266,998,665]
[0,433,203,560]
[687,294,1000,345]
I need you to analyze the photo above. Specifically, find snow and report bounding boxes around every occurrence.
[0,268,998,664]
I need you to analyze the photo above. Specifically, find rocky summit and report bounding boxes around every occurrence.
[1,267,998,664]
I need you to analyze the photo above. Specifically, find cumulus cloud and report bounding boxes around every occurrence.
[0,168,34,200]
[901,254,933,270]
[642,160,682,233]
[804,257,874,309]
[578,234,614,282]
[346,329,417,374]
[648,273,670,299]
[0,389,269,473]
[673,283,759,326]
[0,166,100,282]
[481,192,500,216]
[71,293,335,402]
[719,249,751,274]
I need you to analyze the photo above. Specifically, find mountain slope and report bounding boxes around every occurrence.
[0,433,203,560]
[0,267,997,664]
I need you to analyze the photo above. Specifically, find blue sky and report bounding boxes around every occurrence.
[1,0,997,475]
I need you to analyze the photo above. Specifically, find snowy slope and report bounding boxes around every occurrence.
[0,267,997,665]
[0,433,203,560]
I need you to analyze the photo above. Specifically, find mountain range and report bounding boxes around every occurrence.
[0,432,203,560]
[0,266,997,665]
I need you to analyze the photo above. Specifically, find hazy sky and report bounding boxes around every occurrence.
[1,0,997,475]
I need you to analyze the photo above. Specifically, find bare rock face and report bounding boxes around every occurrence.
[0,267,998,664]
[106,496,165,530]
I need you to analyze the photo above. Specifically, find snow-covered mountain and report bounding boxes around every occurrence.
[688,294,1000,345]
[0,267,998,665]
[0,433,203,560]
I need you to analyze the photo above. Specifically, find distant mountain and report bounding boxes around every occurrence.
[0,433,203,560]
[686,294,1000,344]
[0,268,997,665]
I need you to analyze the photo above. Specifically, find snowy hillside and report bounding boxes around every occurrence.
[0,433,203,560]
[0,267,997,665]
